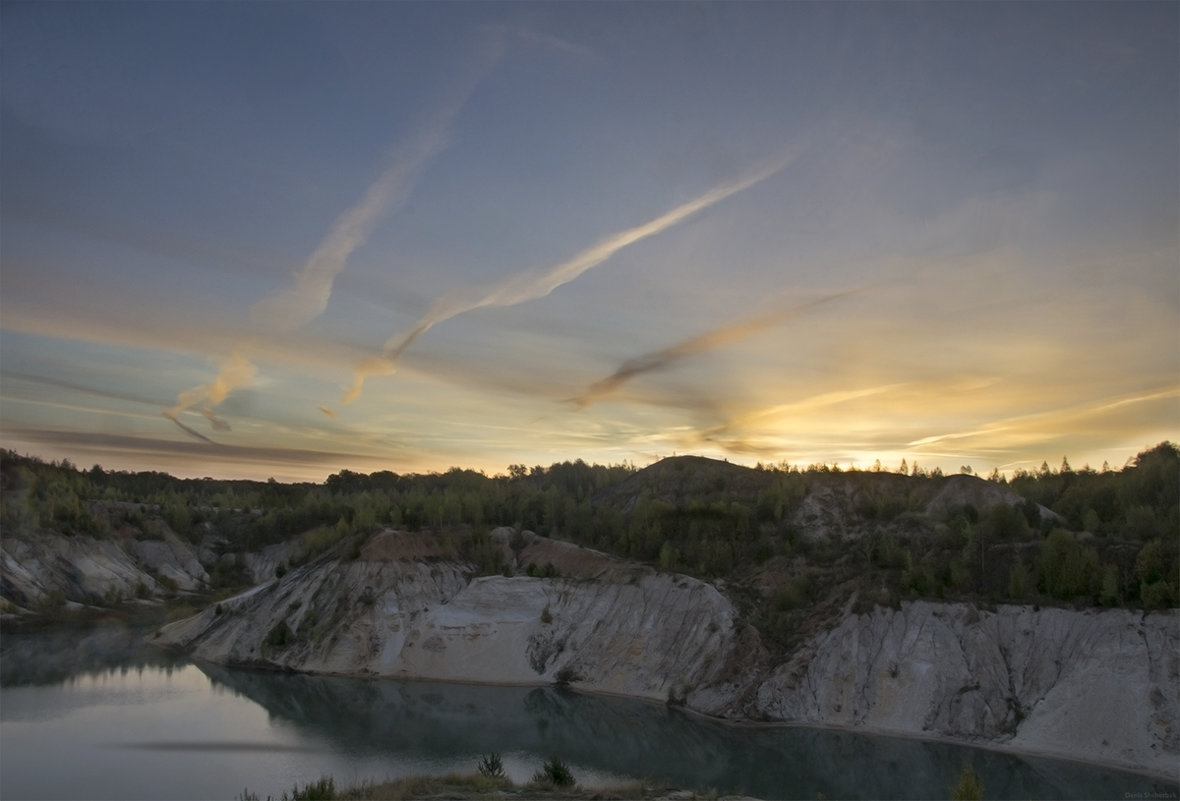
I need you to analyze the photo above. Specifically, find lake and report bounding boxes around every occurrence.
[0,624,1172,800]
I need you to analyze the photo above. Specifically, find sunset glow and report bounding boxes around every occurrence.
[1,3,1176,481]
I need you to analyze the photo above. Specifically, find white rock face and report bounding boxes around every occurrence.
[129,536,210,590]
[144,531,1180,780]
[241,541,298,583]
[1,531,208,604]
[754,601,1179,777]
[155,555,742,704]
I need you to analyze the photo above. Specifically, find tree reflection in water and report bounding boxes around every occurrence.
[197,660,1163,801]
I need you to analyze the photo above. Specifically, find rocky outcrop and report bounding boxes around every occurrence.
[0,530,208,607]
[154,530,744,704]
[150,527,1179,779]
[789,472,1061,542]
[240,541,298,583]
[754,601,1178,778]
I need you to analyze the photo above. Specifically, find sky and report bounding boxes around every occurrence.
[1,2,1177,483]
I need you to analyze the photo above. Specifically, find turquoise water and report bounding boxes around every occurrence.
[0,626,1173,800]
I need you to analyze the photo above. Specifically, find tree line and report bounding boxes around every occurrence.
[1,444,1176,627]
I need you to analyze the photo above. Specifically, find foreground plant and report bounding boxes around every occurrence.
[477,752,505,779]
[240,763,650,801]
[531,755,576,788]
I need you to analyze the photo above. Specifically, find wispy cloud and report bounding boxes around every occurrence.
[502,25,597,59]
[342,147,805,404]
[906,385,1180,452]
[1,370,164,409]
[9,428,365,471]
[248,91,476,334]
[167,416,220,445]
[165,32,504,435]
[163,350,257,441]
[571,287,862,408]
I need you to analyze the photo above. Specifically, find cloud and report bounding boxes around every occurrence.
[248,98,466,334]
[571,287,863,408]
[503,25,597,59]
[1,370,164,409]
[342,147,805,404]
[7,428,365,471]
[163,350,258,436]
[905,385,1180,454]
[165,30,505,433]
[166,415,220,445]
[201,407,232,432]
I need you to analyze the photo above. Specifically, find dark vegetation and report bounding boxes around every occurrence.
[239,756,634,800]
[532,756,576,788]
[238,759,660,801]
[477,752,505,779]
[2,444,1176,653]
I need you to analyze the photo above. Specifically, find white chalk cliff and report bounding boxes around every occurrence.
[755,601,1177,777]
[150,527,1179,779]
[1,529,208,605]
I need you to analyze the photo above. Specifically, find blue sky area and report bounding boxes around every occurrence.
[1,2,1177,480]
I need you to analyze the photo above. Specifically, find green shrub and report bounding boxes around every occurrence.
[283,775,335,801]
[266,620,293,648]
[531,756,575,788]
[1141,579,1175,610]
[477,752,505,779]
[300,525,346,563]
[772,574,812,611]
[554,665,582,685]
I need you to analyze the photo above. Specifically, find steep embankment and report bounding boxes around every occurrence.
[152,526,1179,779]
[1,529,208,607]
[155,528,747,703]
[754,601,1178,777]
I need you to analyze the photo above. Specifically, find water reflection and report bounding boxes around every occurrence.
[1,628,1174,800]
[198,662,1169,800]
[0,624,183,686]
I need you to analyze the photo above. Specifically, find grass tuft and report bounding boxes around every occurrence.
[240,766,674,801]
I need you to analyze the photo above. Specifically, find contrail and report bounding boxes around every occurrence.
[164,30,504,433]
[571,287,862,408]
[165,414,219,445]
[163,350,257,439]
[341,147,806,404]
[248,90,476,334]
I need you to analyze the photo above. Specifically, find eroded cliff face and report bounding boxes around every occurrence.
[1,530,208,606]
[753,601,1179,778]
[154,529,747,704]
[149,526,1180,779]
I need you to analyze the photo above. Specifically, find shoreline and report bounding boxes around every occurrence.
[166,639,1178,786]
[577,683,1180,786]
